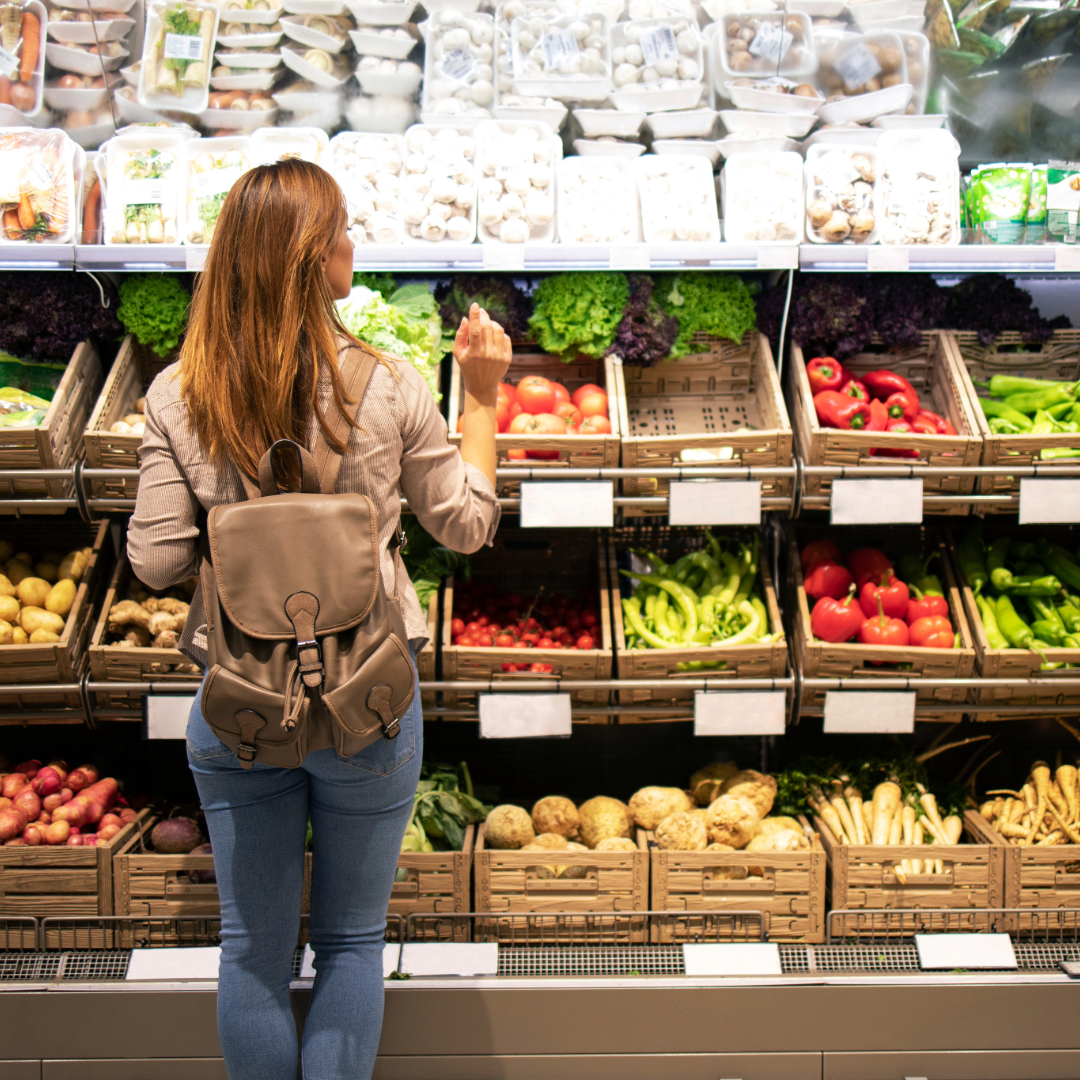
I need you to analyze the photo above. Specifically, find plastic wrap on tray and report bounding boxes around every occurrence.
[0,127,78,243]
[104,129,185,244]
[557,154,640,243]
[421,10,496,122]
[1,1,47,117]
[636,153,718,242]
[328,131,407,244]
[184,135,252,244]
[715,11,815,78]
[401,124,476,243]
[250,123,328,162]
[877,129,960,245]
[804,143,880,244]
[475,119,557,244]
[609,17,703,96]
[721,149,802,243]
[508,10,610,101]
[138,0,220,114]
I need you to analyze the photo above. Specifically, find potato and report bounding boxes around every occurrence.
[45,579,76,619]
[16,578,52,609]
[0,575,15,599]
[12,626,28,645]
[34,561,57,583]
[29,629,61,644]
[58,550,89,583]
[124,413,143,426]
[0,620,12,645]
[0,541,12,563]
[20,608,65,636]
[5,560,32,585]
[0,596,19,623]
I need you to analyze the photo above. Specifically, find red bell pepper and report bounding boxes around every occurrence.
[810,588,866,643]
[847,548,894,591]
[917,407,957,436]
[814,391,871,430]
[806,357,850,395]
[909,615,954,649]
[801,539,842,575]
[858,595,910,652]
[884,389,920,421]
[866,398,888,432]
[872,418,921,458]
[910,415,939,436]
[805,559,855,601]
[863,369,918,402]
[859,573,910,620]
[906,587,949,625]
[840,379,869,402]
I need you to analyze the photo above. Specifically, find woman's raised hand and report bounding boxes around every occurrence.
[454,303,512,397]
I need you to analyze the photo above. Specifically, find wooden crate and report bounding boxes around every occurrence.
[0,809,151,918]
[474,822,649,943]
[944,329,1080,513]
[616,331,792,513]
[390,824,473,942]
[947,524,1080,711]
[647,826,826,943]
[815,812,1005,921]
[789,524,975,710]
[966,811,1080,930]
[0,340,102,512]
[87,547,199,712]
[0,519,110,712]
[789,333,982,516]
[611,525,787,709]
[83,336,174,500]
[446,349,621,496]
[441,528,613,712]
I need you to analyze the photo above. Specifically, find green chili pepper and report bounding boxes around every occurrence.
[1032,620,1063,646]
[621,571,699,642]
[897,554,928,583]
[713,600,761,646]
[622,599,678,650]
[1037,541,1080,592]
[1057,600,1080,635]
[995,595,1035,649]
[1004,386,1076,414]
[1029,596,1066,634]
[1064,634,1080,650]
[1043,447,1080,459]
[732,537,759,606]
[1045,401,1076,419]
[981,374,1079,397]
[986,536,1011,576]
[979,398,1034,430]
[976,594,1009,650]
[957,524,988,594]
[631,548,668,576]
[750,596,769,635]
[989,418,1025,434]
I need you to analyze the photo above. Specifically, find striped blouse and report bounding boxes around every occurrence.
[127,351,500,655]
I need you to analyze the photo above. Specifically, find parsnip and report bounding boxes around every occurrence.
[831,789,860,848]
[1026,763,1052,845]
[811,792,850,845]
[1056,765,1078,824]
[845,787,869,845]
[888,802,904,846]
[900,805,916,877]
[911,815,923,873]
[871,782,902,845]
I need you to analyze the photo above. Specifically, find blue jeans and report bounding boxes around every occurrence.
[186,650,422,1080]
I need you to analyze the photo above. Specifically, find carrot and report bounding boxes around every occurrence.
[2,208,18,238]
[1056,765,1078,824]
[19,12,38,84]
[1026,762,1052,844]
[844,786,868,844]
[82,179,100,244]
[871,781,902,845]
[16,192,33,230]
[0,76,9,105]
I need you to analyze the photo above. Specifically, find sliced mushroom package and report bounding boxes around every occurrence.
[877,129,960,245]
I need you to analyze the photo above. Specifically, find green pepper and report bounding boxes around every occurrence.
[676,659,727,671]
[957,524,988,594]
[622,598,678,650]
[631,548,668,576]
[1064,634,1080,650]
[976,594,1009,650]
[1043,447,1080,459]
[979,398,1034,430]
[1032,620,1063,646]
[981,374,1079,397]
[714,600,761,646]
[1031,409,1059,436]
[1037,541,1080,592]
[1046,401,1076,420]
[1004,385,1076,414]
[1035,642,1064,670]
[995,595,1035,650]
[750,595,769,636]
[897,553,928,583]
[732,536,759,606]
[1003,574,1063,596]
[1029,596,1066,634]
[621,570,699,642]
[1057,600,1080,634]
[986,536,1011,576]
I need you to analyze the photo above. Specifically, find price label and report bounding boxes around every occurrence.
[301,943,400,979]
[639,24,679,67]
[1019,478,1080,523]
[694,691,786,736]
[888,179,930,217]
[756,245,798,269]
[1054,245,1080,271]
[868,246,909,271]
[812,149,860,195]
[399,943,499,977]
[482,244,526,270]
[520,480,614,527]
[608,242,650,270]
[164,32,204,61]
[124,178,171,207]
[683,943,782,977]
[748,21,792,63]
[185,246,208,270]
[0,46,17,79]
[479,693,572,738]
[28,160,54,192]
[126,947,220,980]
[669,480,761,525]
[144,695,196,739]
[440,48,475,83]
[830,479,923,525]
[914,933,1017,971]
[193,165,245,197]
[493,144,534,178]
[834,42,881,90]
[540,27,579,71]
[823,691,916,734]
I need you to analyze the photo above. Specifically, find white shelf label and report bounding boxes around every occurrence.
[301,943,400,979]
[640,24,678,66]
[1054,245,1080,272]
[164,32,204,60]
[185,246,208,271]
[824,691,916,734]
[520,480,614,527]
[694,691,785,736]
[126,946,220,981]
[669,480,761,526]
[608,242,650,270]
[683,943,782,977]
[145,695,196,739]
[756,245,799,270]
[1019,478,1080,523]
[831,478,923,525]
[399,942,499,976]
[482,244,526,271]
[914,933,1017,970]
[479,693,572,738]
[868,246,909,271]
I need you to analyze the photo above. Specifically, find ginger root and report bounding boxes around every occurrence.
[108,600,152,631]
[149,611,185,636]
[152,630,179,649]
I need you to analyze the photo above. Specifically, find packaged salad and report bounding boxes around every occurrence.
[138,0,220,114]
[184,135,252,244]
[0,127,78,243]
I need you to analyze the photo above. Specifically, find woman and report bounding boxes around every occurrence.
[128,158,510,1080]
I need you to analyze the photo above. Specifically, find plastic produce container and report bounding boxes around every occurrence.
[421,10,497,123]
[0,127,78,244]
[103,127,186,245]
[557,155,641,243]
[475,119,559,245]
[400,124,477,243]
[251,124,329,162]
[348,24,417,57]
[327,131,408,245]
[508,10,611,102]
[280,11,352,51]
[876,127,960,245]
[721,149,803,243]
[814,29,914,124]
[713,12,816,80]
[183,135,253,245]
[137,0,220,114]
[636,154,720,242]
[608,16,703,113]
[804,143,880,244]
[721,77,822,114]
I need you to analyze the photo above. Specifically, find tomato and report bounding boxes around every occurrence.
[581,611,599,627]
[553,402,583,428]
[565,614,581,631]
[571,383,606,408]
[578,415,612,435]
[508,399,525,420]
[494,633,515,647]
[536,637,554,649]
[550,641,565,649]
[576,635,595,650]
[525,413,570,436]
[529,662,553,674]
[453,634,472,646]
[526,449,561,460]
[551,625,569,641]
[465,621,483,634]
[551,382,571,405]
[512,639,529,649]
[498,381,516,406]
[501,662,518,672]
[508,412,533,435]
[495,396,512,432]
[506,448,527,460]
[477,615,489,626]
[576,390,609,419]
[450,618,465,636]
[516,376,557,415]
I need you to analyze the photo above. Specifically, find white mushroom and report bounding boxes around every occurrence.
[419,215,448,242]
[499,217,530,243]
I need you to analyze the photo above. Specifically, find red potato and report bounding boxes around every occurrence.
[14,760,41,779]
[31,766,63,797]
[42,793,63,812]
[118,808,137,823]
[1,772,28,799]
[66,768,92,792]
[37,811,50,826]
[52,802,85,828]
[99,813,122,830]
[0,797,10,812]
[5,838,26,846]
[80,835,99,847]
[45,820,70,845]
[13,788,40,821]
[96,823,120,842]
[60,788,73,804]
[0,807,27,840]
[22,826,43,845]
[65,835,83,846]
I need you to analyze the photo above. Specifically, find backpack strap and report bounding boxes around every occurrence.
[312,345,380,495]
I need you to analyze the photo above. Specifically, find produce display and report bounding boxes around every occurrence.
[138,0,219,113]
[116,272,191,358]
[978,761,1080,847]
[401,761,487,854]
[0,755,136,846]
[0,1,43,117]
[957,525,1080,664]
[104,572,198,657]
[0,540,90,645]
[0,128,76,244]
[971,372,1080,460]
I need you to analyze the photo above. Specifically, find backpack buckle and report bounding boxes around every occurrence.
[296,637,324,687]
[236,742,257,767]
[383,716,400,740]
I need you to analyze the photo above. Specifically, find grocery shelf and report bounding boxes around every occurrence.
[798,242,1075,273]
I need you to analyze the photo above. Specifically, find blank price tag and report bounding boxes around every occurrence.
[126,947,220,981]
[400,943,499,977]
[694,691,786,736]
[185,246,208,271]
[520,481,614,527]
[482,245,526,271]
[609,243,651,270]
[868,246,909,271]
[824,691,916,734]
[756,245,799,270]
[144,695,196,739]
[683,943,782,977]
[1019,478,1080,523]
[669,480,761,526]
[479,693,572,738]
[1055,246,1080,272]
[301,943,399,979]
[831,479,923,525]
[915,933,1017,970]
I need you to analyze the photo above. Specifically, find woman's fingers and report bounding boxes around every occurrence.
[454,316,470,354]
[468,303,482,350]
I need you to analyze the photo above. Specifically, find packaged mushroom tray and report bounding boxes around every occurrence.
[327,131,408,245]
[636,154,719,242]
[184,135,252,244]
[492,2,567,127]
[422,10,496,123]
[138,0,220,114]
[721,150,803,243]
[713,12,816,80]
[876,128,959,245]
[475,120,558,245]
[343,91,414,133]
[557,155,641,244]
[813,29,914,125]
[608,17,704,114]
[103,128,187,245]
[508,10,610,103]
[400,125,476,244]
[722,76,823,115]
[804,144,880,244]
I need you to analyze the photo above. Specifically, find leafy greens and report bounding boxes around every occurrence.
[401,517,470,610]
[528,271,629,360]
[654,272,758,357]
[436,275,533,341]
[606,273,679,368]
[401,761,490,853]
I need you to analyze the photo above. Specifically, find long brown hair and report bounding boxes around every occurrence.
[180,158,376,481]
